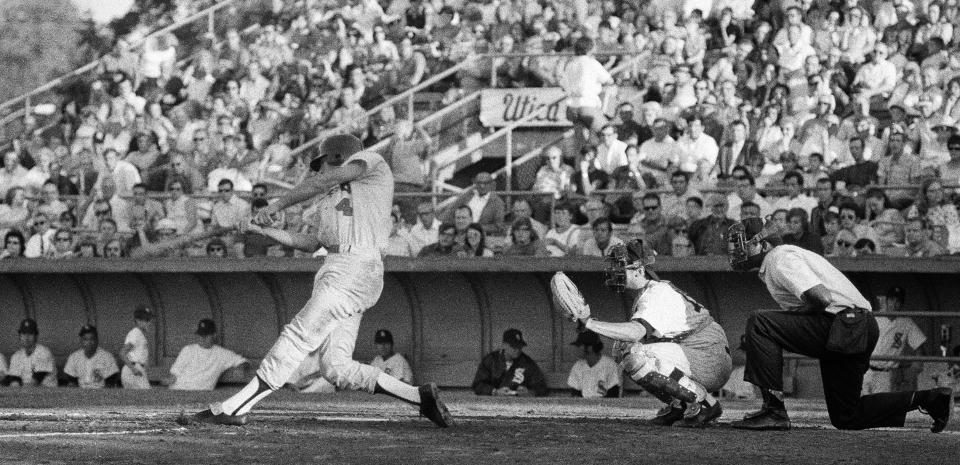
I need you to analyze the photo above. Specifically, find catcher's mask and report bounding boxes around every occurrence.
[310,134,363,171]
[727,216,780,271]
[605,238,656,293]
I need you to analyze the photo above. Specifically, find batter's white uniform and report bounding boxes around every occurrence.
[862,317,926,395]
[256,150,394,392]
[567,354,621,398]
[64,348,120,389]
[8,344,57,387]
[169,344,247,391]
[371,353,414,384]
[289,350,336,393]
[624,281,732,392]
[121,327,151,389]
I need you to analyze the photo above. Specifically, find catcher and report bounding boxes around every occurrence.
[552,239,732,427]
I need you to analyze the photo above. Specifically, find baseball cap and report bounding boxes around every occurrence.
[502,328,526,348]
[571,330,600,347]
[155,218,177,233]
[886,286,905,301]
[196,318,217,336]
[134,305,154,321]
[79,324,98,337]
[374,329,393,344]
[18,318,38,335]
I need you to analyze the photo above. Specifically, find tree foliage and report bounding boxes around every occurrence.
[0,0,83,102]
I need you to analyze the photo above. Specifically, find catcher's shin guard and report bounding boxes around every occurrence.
[623,352,702,404]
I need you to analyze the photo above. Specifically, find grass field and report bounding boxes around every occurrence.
[0,388,956,464]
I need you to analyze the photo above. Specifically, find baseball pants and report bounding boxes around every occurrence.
[256,253,385,392]
[743,310,915,430]
[121,364,150,389]
[625,322,732,392]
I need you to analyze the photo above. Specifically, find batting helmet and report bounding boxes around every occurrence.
[605,238,657,293]
[310,134,363,171]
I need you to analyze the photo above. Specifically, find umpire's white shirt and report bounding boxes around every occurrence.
[759,245,871,314]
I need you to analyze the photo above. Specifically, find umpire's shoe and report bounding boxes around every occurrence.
[650,403,686,426]
[192,408,248,426]
[676,400,723,428]
[418,383,453,427]
[917,387,954,433]
[730,407,791,431]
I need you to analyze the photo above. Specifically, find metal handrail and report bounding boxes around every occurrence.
[0,0,239,115]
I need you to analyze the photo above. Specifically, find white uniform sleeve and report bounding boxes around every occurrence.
[169,347,188,377]
[217,347,247,371]
[906,320,928,350]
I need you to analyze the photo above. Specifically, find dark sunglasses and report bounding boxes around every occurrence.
[643,205,659,211]
[836,240,853,247]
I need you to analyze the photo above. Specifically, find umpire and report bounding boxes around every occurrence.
[725,217,953,432]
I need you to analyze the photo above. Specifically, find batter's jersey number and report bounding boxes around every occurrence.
[335,183,354,216]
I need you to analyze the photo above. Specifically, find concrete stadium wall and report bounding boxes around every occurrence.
[1,257,959,397]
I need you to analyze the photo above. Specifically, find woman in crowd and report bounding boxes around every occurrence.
[1,230,26,259]
[863,187,906,252]
[782,208,824,254]
[905,178,959,228]
[459,223,494,257]
[503,218,549,257]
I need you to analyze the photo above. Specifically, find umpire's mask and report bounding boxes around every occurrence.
[727,217,778,271]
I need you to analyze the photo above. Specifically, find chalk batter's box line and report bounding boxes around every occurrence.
[0,427,187,439]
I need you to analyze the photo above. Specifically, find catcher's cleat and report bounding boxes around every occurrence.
[675,400,723,428]
[650,403,686,426]
[731,407,791,431]
[192,408,248,426]
[917,387,953,433]
[418,383,453,428]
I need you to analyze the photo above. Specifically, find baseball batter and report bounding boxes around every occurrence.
[554,239,732,426]
[194,134,451,427]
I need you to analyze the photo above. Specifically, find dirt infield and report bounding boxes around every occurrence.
[0,389,956,465]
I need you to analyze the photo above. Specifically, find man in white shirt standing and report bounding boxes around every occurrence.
[863,287,928,395]
[561,37,613,148]
[772,171,818,216]
[676,115,719,187]
[408,202,439,255]
[63,325,120,389]
[727,173,774,221]
[121,305,154,389]
[164,319,250,391]
[370,330,413,384]
[567,330,621,398]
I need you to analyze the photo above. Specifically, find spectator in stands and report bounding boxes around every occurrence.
[74,239,99,258]
[23,213,55,258]
[809,178,835,238]
[503,218,549,257]
[459,223,494,257]
[635,193,672,256]
[2,319,56,387]
[567,330,620,398]
[453,172,505,236]
[533,146,574,198]
[838,202,881,249]
[206,238,228,258]
[103,239,126,258]
[863,188,906,253]
[677,115,719,185]
[688,194,735,255]
[37,181,68,220]
[386,211,416,257]
[596,124,629,175]
[241,199,277,257]
[942,135,960,186]
[0,151,29,199]
[49,229,75,259]
[417,223,461,257]
[163,319,249,391]
[390,120,433,224]
[685,196,705,224]
[561,37,613,149]
[902,217,947,257]
[638,119,678,187]
[772,171,818,216]
[830,137,878,193]
[508,199,548,240]
[103,148,141,197]
[212,179,249,231]
[783,208,824,254]
[128,183,164,233]
[120,305,153,389]
[574,145,610,195]
[163,178,198,235]
[453,205,473,246]
[877,130,922,206]
[408,201,438,255]
[472,328,548,397]
[544,203,581,257]
[1,230,25,260]
[727,172,773,221]
[370,329,413,384]
[576,217,624,257]
[905,179,959,229]
[63,325,120,389]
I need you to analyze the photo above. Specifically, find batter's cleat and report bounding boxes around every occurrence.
[649,403,686,426]
[676,400,723,428]
[418,383,453,428]
[917,387,953,433]
[730,407,791,431]
[192,408,248,426]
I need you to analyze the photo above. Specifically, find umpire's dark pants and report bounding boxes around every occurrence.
[743,310,914,430]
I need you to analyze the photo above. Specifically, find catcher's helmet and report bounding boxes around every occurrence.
[605,238,656,293]
[727,216,781,271]
[310,134,363,171]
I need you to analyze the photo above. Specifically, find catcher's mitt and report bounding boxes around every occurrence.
[550,272,590,322]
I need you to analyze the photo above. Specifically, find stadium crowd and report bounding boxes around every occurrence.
[1,0,960,259]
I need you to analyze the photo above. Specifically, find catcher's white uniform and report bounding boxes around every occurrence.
[257,150,393,392]
[623,281,732,394]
